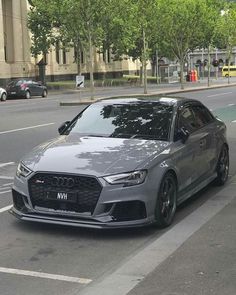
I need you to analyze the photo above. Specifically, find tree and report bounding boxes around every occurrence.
[200,0,225,86]
[155,0,216,89]
[27,1,55,58]
[214,1,236,84]
[28,0,106,99]
[100,0,158,94]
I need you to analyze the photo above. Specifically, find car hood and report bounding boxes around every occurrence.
[22,134,170,177]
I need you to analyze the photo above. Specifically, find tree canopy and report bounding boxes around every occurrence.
[28,0,236,91]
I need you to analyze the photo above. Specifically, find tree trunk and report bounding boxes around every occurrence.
[143,29,147,94]
[207,45,211,87]
[227,45,231,85]
[75,42,81,75]
[180,58,184,90]
[88,29,95,99]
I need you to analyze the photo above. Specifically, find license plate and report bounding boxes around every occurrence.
[46,191,77,203]
[11,92,16,94]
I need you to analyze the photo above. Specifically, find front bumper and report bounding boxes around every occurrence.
[10,169,159,229]
[9,206,153,229]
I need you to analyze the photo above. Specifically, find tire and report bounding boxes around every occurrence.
[42,89,47,98]
[215,145,229,186]
[1,92,7,101]
[25,91,31,99]
[155,172,177,228]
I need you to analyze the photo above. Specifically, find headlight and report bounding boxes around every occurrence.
[16,162,32,178]
[104,170,147,186]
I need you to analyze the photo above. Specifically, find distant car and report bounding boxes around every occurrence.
[6,80,47,99]
[0,87,7,101]
[10,96,229,229]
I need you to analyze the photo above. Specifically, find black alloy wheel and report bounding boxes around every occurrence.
[155,172,177,228]
[25,91,31,99]
[215,145,229,186]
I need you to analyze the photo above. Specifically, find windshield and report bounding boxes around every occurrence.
[67,102,173,141]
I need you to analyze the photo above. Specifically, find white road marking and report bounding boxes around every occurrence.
[2,183,13,186]
[0,123,55,135]
[0,162,15,168]
[207,92,232,97]
[0,176,14,180]
[0,205,12,213]
[0,190,11,195]
[228,103,235,106]
[0,267,92,284]
[232,120,236,123]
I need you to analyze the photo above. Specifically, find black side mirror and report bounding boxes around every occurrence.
[58,121,70,135]
[178,127,190,143]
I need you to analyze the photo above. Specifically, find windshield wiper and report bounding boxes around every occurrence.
[86,134,107,138]
[131,134,161,140]
[109,133,133,138]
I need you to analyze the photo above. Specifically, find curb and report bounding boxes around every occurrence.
[59,82,236,106]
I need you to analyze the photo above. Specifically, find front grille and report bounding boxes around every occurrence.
[28,173,102,214]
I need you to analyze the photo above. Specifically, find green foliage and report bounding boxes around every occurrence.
[28,0,236,84]
[214,2,236,50]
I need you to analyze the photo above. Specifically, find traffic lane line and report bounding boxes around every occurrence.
[207,92,233,98]
[0,123,55,135]
[2,183,13,186]
[0,205,12,213]
[0,176,14,180]
[0,162,15,168]
[0,267,92,285]
[0,190,11,195]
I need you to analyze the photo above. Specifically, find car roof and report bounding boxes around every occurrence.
[98,96,198,107]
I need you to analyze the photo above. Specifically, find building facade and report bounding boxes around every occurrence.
[0,0,141,86]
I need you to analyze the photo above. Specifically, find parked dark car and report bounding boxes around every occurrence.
[10,96,229,229]
[6,80,47,99]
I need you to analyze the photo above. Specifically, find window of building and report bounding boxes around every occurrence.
[62,44,67,64]
[55,41,60,64]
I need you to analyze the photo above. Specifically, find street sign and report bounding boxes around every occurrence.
[76,75,85,88]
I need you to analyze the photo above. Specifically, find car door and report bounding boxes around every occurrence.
[26,81,36,95]
[173,105,201,194]
[34,82,43,96]
[191,104,218,177]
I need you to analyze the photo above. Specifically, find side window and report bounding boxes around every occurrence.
[178,106,197,132]
[191,105,214,128]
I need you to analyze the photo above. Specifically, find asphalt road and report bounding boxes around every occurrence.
[0,86,235,295]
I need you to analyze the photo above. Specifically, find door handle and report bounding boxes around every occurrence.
[199,139,206,148]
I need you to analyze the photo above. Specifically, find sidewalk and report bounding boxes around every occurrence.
[58,77,236,106]
[127,185,236,295]
[79,177,236,295]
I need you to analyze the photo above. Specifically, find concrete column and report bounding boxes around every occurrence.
[20,0,31,62]
[12,0,24,62]
[0,0,5,62]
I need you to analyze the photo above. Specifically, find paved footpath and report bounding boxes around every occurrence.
[127,182,236,295]
[78,177,236,295]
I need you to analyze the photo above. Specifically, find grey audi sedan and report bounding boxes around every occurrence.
[10,96,229,229]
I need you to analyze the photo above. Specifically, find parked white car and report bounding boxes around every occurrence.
[0,87,7,101]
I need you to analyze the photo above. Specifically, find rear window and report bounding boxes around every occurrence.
[8,80,31,86]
